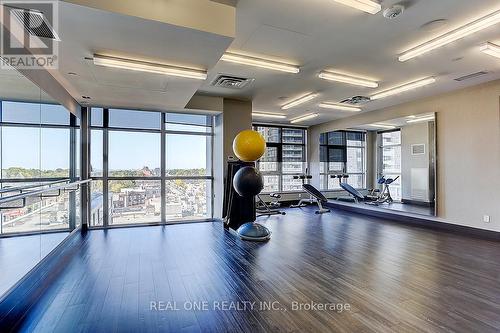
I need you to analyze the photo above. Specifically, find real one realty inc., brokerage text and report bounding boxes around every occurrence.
[150,300,351,313]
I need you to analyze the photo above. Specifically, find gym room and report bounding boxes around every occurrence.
[0,0,499,332]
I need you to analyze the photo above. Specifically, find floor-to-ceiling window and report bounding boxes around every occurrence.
[89,109,213,227]
[379,130,402,201]
[0,101,80,235]
[254,125,307,193]
[319,130,366,191]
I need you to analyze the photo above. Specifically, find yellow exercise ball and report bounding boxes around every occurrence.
[233,130,266,162]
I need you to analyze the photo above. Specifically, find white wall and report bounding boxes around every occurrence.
[401,122,431,203]
[309,79,500,231]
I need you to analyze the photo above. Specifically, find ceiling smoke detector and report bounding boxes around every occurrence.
[383,5,404,19]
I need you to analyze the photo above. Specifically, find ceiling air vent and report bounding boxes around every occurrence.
[211,75,254,89]
[340,96,371,105]
[454,71,488,82]
[7,6,60,40]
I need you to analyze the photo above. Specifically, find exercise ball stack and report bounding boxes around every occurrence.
[232,130,271,241]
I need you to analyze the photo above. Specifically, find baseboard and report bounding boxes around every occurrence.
[401,199,435,207]
[0,227,87,331]
[325,201,500,241]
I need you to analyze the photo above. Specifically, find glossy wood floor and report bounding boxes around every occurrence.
[12,207,500,333]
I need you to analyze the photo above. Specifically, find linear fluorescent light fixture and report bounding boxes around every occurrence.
[371,77,436,100]
[221,52,300,73]
[290,113,319,124]
[407,116,435,123]
[281,93,319,110]
[319,102,361,112]
[399,9,500,62]
[333,0,381,14]
[252,112,287,119]
[368,124,396,129]
[480,42,500,59]
[318,71,378,88]
[93,54,207,80]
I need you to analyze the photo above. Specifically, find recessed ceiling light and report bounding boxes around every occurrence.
[370,77,436,100]
[480,42,500,59]
[68,72,78,76]
[332,0,381,14]
[368,123,396,129]
[82,96,91,99]
[399,9,500,61]
[93,54,207,80]
[407,116,435,123]
[319,102,361,112]
[281,93,319,110]
[290,113,319,124]
[252,112,287,119]
[221,52,300,73]
[318,71,378,88]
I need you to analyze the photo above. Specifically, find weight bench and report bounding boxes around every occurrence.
[302,184,330,214]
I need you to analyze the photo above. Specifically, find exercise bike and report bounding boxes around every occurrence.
[256,193,286,217]
[367,176,400,205]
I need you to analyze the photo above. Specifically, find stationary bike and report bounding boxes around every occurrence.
[367,176,400,205]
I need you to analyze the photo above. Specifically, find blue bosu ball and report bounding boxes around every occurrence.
[236,222,271,242]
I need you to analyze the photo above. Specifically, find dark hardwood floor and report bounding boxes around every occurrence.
[9,207,500,333]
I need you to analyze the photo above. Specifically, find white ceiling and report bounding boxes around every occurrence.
[0,69,56,104]
[47,1,233,111]
[199,0,500,125]
[2,0,500,124]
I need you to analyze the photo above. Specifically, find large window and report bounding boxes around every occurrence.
[254,125,307,193]
[379,130,402,201]
[319,131,366,190]
[0,101,79,235]
[89,109,213,227]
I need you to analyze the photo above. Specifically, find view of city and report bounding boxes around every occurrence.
[319,131,366,190]
[255,126,307,193]
[380,131,402,201]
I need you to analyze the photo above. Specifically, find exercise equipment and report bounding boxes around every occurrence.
[367,176,400,205]
[256,193,286,217]
[233,166,264,197]
[340,182,365,203]
[232,130,266,162]
[302,184,330,214]
[290,171,330,214]
[223,161,257,229]
[223,130,271,242]
[290,173,314,208]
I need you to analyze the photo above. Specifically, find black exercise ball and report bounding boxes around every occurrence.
[233,166,263,197]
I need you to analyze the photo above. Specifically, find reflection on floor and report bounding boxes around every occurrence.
[14,207,500,332]
[0,232,69,297]
[379,202,435,216]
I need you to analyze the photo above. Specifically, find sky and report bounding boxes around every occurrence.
[1,102,209,171]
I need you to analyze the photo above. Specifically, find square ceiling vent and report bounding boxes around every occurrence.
[7,5,60,40]
[211,75,254,89]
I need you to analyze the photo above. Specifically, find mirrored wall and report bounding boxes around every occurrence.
[0,69,81,298]
[321,112,437,217]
